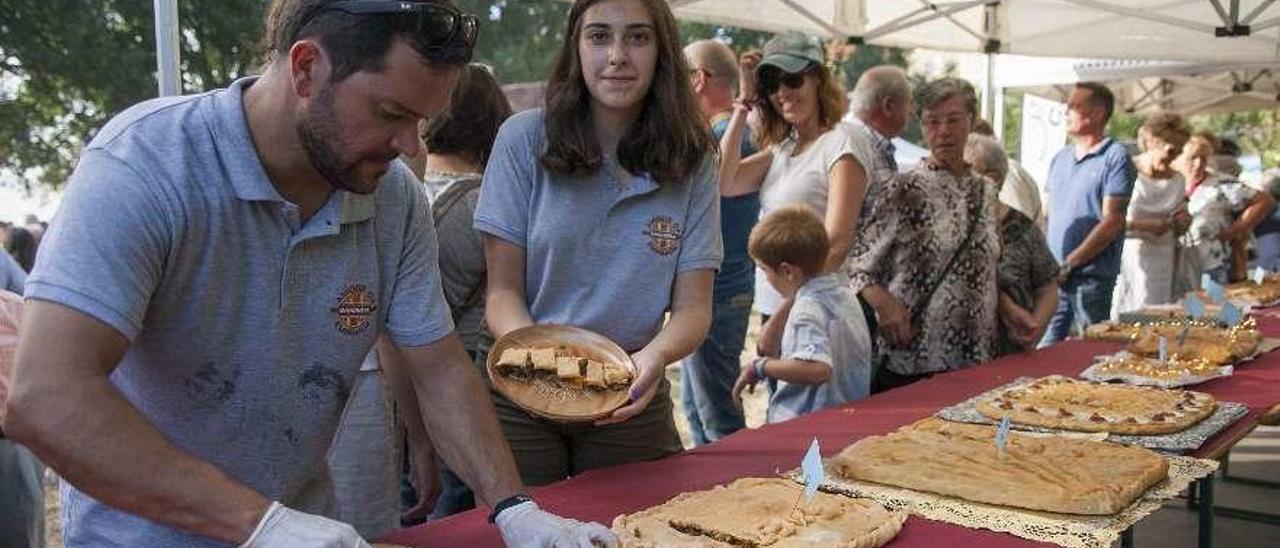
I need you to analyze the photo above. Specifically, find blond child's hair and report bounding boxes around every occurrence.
[748,206,829,275]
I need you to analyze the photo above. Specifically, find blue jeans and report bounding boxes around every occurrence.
[1040,275,1116,347]
[680,292,751,446]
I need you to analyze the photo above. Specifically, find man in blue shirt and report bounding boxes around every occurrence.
[1040,82,1136,346]
[681,39,757,445]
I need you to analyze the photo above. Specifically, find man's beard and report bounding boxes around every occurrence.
[296,85,383,195]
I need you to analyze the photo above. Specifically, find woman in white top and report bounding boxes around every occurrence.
[719,32,873,353]
[1112,113,1191,316]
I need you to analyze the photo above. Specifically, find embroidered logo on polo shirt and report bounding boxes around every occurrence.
[332,284,377,335]
[644,215,683,256]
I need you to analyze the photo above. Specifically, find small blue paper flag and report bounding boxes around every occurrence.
[1254,267,1269,285]
[995,415,1011,452]
[1158,336,1168,361]
[1220,302,1243,326]
[1204,278,1226,303]
[1185,294,1206,319]
[801,438,823,501]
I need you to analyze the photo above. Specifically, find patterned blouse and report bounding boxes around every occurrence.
[997,209,1059,355]
[846,163,1001,375]
[1187,175,1258,275]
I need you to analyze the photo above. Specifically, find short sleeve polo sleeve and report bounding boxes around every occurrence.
[24,150,172,340]
[474,112,540,247]
[1103,146,1137,198]
[382,172,455,347]
[676,156,723,274]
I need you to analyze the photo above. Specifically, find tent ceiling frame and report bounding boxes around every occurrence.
[1130,80,1165,107]
[1177,91,1255,113]
[776,0,843,37]
[1056,0,1222,35]
[1055,0,1280,44]
[860,0,996,42]
[916,0,987,45]
[1166,73,1278,100]
[1245,0,1280,23]
[1248,14,1280,31]
[1208,0,1233,27]
[1128,80,1201,111]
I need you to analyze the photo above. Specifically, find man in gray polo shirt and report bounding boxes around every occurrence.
[1,1,613,547]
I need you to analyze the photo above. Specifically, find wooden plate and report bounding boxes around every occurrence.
[487,324,634,422]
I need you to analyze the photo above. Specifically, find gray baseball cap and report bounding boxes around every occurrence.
[758,32,824,74]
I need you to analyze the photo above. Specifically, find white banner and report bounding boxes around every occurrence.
[1019,94,1068,194]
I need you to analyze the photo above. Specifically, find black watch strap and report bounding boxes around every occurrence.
[488,494,534,524]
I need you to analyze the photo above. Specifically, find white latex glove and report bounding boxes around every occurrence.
[495,501,618,548]
[240,501,370,548]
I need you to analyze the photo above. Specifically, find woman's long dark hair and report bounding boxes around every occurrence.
[541,0,713,185]
[422,64,513,168]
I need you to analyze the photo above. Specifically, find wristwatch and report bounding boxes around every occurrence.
[488,493,534,523]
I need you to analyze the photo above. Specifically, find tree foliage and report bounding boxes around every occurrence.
[1191,110,1280,169]
[456,0,568,84]
[1,0,920,190]
[0,0,266,189]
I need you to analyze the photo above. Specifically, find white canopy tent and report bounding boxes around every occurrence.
[658,0,1280,131]
[994,55,1280,116]
[667,0,1280,62]
[152,1,1280,98]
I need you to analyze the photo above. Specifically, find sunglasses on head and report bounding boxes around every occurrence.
[297,1,479,58]
[757,65,815,96]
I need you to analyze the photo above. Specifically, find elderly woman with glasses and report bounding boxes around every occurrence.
[718,32,875,356]
[845,78,1000,391]
[966,134,1060,355]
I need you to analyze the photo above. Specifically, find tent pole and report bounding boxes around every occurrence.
[984,52,996,121]
[154,0,181,97]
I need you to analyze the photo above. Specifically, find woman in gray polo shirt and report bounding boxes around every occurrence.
[473,0,720,486]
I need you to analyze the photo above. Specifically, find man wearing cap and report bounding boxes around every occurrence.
[718,32,873,361]
[1,1,615,547]
[680,39,756,445]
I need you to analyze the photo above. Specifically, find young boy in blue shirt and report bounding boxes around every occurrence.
[733,206,874,423]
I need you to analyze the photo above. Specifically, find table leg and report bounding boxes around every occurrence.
[1121,526,1134,548]
[1186,479,1197,509]
[1198,476,1215,548]
[1220,450,1230,479]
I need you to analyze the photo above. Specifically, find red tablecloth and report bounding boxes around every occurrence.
[382,318,1280,547]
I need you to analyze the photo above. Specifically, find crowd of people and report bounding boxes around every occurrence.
[3,0,1280,547]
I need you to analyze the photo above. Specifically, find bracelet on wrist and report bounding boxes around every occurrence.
[753,357,769,381]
